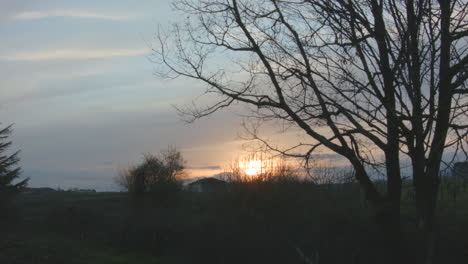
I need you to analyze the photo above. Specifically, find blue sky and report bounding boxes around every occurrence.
[3,1,461,191]
[0,0,250,190]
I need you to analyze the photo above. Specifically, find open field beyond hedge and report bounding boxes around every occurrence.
[1,180,468,264]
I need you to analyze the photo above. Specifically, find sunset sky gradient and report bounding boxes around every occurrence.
[0,0,262,190]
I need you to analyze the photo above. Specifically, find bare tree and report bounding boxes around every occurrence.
[152,0,467,257]
[160,145,187,181]
[116,146,186,196]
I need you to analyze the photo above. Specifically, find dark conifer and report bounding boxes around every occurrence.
[0,124,28,193]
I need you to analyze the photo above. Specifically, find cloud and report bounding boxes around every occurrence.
[0,48,148,61]
[186,165,222,170]
[11,10,141,21]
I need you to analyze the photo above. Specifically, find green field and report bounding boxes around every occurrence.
[1,181,468,264]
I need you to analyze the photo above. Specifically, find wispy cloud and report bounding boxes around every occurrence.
[12,10,142,21]
[186,165,222,170]
[0,48,149,61]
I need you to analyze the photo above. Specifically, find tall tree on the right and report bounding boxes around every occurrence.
[154,0,467,260]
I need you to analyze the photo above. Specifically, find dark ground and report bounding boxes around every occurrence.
[1,180,467,263]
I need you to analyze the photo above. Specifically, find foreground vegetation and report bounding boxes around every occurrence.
[1,178,467,264]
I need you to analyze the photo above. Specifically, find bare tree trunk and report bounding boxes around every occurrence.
[415,169,440,264]
[415,174,439,231]
[379,182,405,263]
[352,158,406,262]
[415,0,453,262]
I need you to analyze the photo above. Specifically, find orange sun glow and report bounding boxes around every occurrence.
[242,160,263,176]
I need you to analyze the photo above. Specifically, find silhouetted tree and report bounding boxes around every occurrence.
[0,124,28,209]
[116,146,186,196]
[153,0,467,260]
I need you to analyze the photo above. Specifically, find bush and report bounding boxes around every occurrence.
[116,146,186,198]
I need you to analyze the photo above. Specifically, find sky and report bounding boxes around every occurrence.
[0,0,260,191]
[2,0,463,192]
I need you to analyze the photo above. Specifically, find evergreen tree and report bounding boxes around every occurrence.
[0,124,27,193]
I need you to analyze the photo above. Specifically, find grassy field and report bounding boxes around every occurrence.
[1,180,468,264]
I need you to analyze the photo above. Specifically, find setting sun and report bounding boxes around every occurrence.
[242,160,263,176]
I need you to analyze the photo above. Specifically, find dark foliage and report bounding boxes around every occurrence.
[0,124,28,212]
[2,178,467,264]
[116,146,185,198]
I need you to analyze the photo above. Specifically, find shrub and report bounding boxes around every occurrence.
[116,146,186,198]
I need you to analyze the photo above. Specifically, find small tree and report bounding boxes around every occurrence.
[0,124,28,209]
[116,146,186,196]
